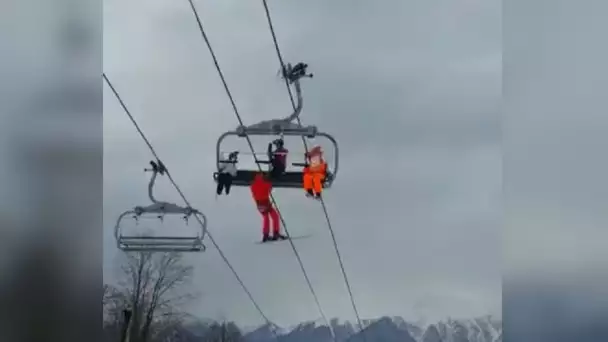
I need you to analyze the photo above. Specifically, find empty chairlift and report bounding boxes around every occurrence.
[114,160,207,252]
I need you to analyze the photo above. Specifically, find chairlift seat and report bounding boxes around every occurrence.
[118,235,205,252]
[115,198,207,253]
[213,169,334,188]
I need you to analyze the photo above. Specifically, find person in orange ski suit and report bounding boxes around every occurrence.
[302,146,327,199]
[250,172,286,242]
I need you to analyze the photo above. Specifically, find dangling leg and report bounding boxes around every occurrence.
[224,174,233,195]
[303,172,314,198]
[216,173,225,195]
[270,160,284,180]
[260,209,270,242]
[268,207,285,240]
[276,162,286,175]
[313,173,324,199]
[270,166,279,180]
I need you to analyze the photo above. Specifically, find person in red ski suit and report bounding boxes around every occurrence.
[250,172,287,242]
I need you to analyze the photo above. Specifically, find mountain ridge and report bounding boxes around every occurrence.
[241,315,502,342]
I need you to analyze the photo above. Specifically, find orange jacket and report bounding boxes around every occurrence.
[250,173,272,202]
[304,160,327,175]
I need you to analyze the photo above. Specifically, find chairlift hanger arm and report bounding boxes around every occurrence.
[280,62,311,123]
[144,160,168,204]
[282,75,303,122]
[143,160,199,215]
[146,167,160,204]
[233,63,312,136]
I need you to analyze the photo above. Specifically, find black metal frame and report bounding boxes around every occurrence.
[213,63,339,189]
[114,161,207,252]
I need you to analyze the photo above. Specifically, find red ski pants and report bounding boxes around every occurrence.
[256,201,279,235]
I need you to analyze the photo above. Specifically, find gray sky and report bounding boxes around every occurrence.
[503,0,608,277]
[503,2,608,340]
[103,0,501,327]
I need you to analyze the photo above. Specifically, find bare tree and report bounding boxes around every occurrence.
[103,251,196,342]
[202,321,243,342]
[103,283,130,341]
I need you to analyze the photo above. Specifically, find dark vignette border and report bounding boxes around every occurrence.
[0,0,103,341]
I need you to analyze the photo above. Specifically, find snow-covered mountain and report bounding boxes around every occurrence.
[243,315,502,342]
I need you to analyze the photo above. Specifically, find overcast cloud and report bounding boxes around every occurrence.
[103,0,501,327]
[503,1,608,340]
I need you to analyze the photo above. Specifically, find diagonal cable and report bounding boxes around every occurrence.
[260,0,309,152]
[103,73,281,342]
[260,1,368,340]
[184,1,336,340]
